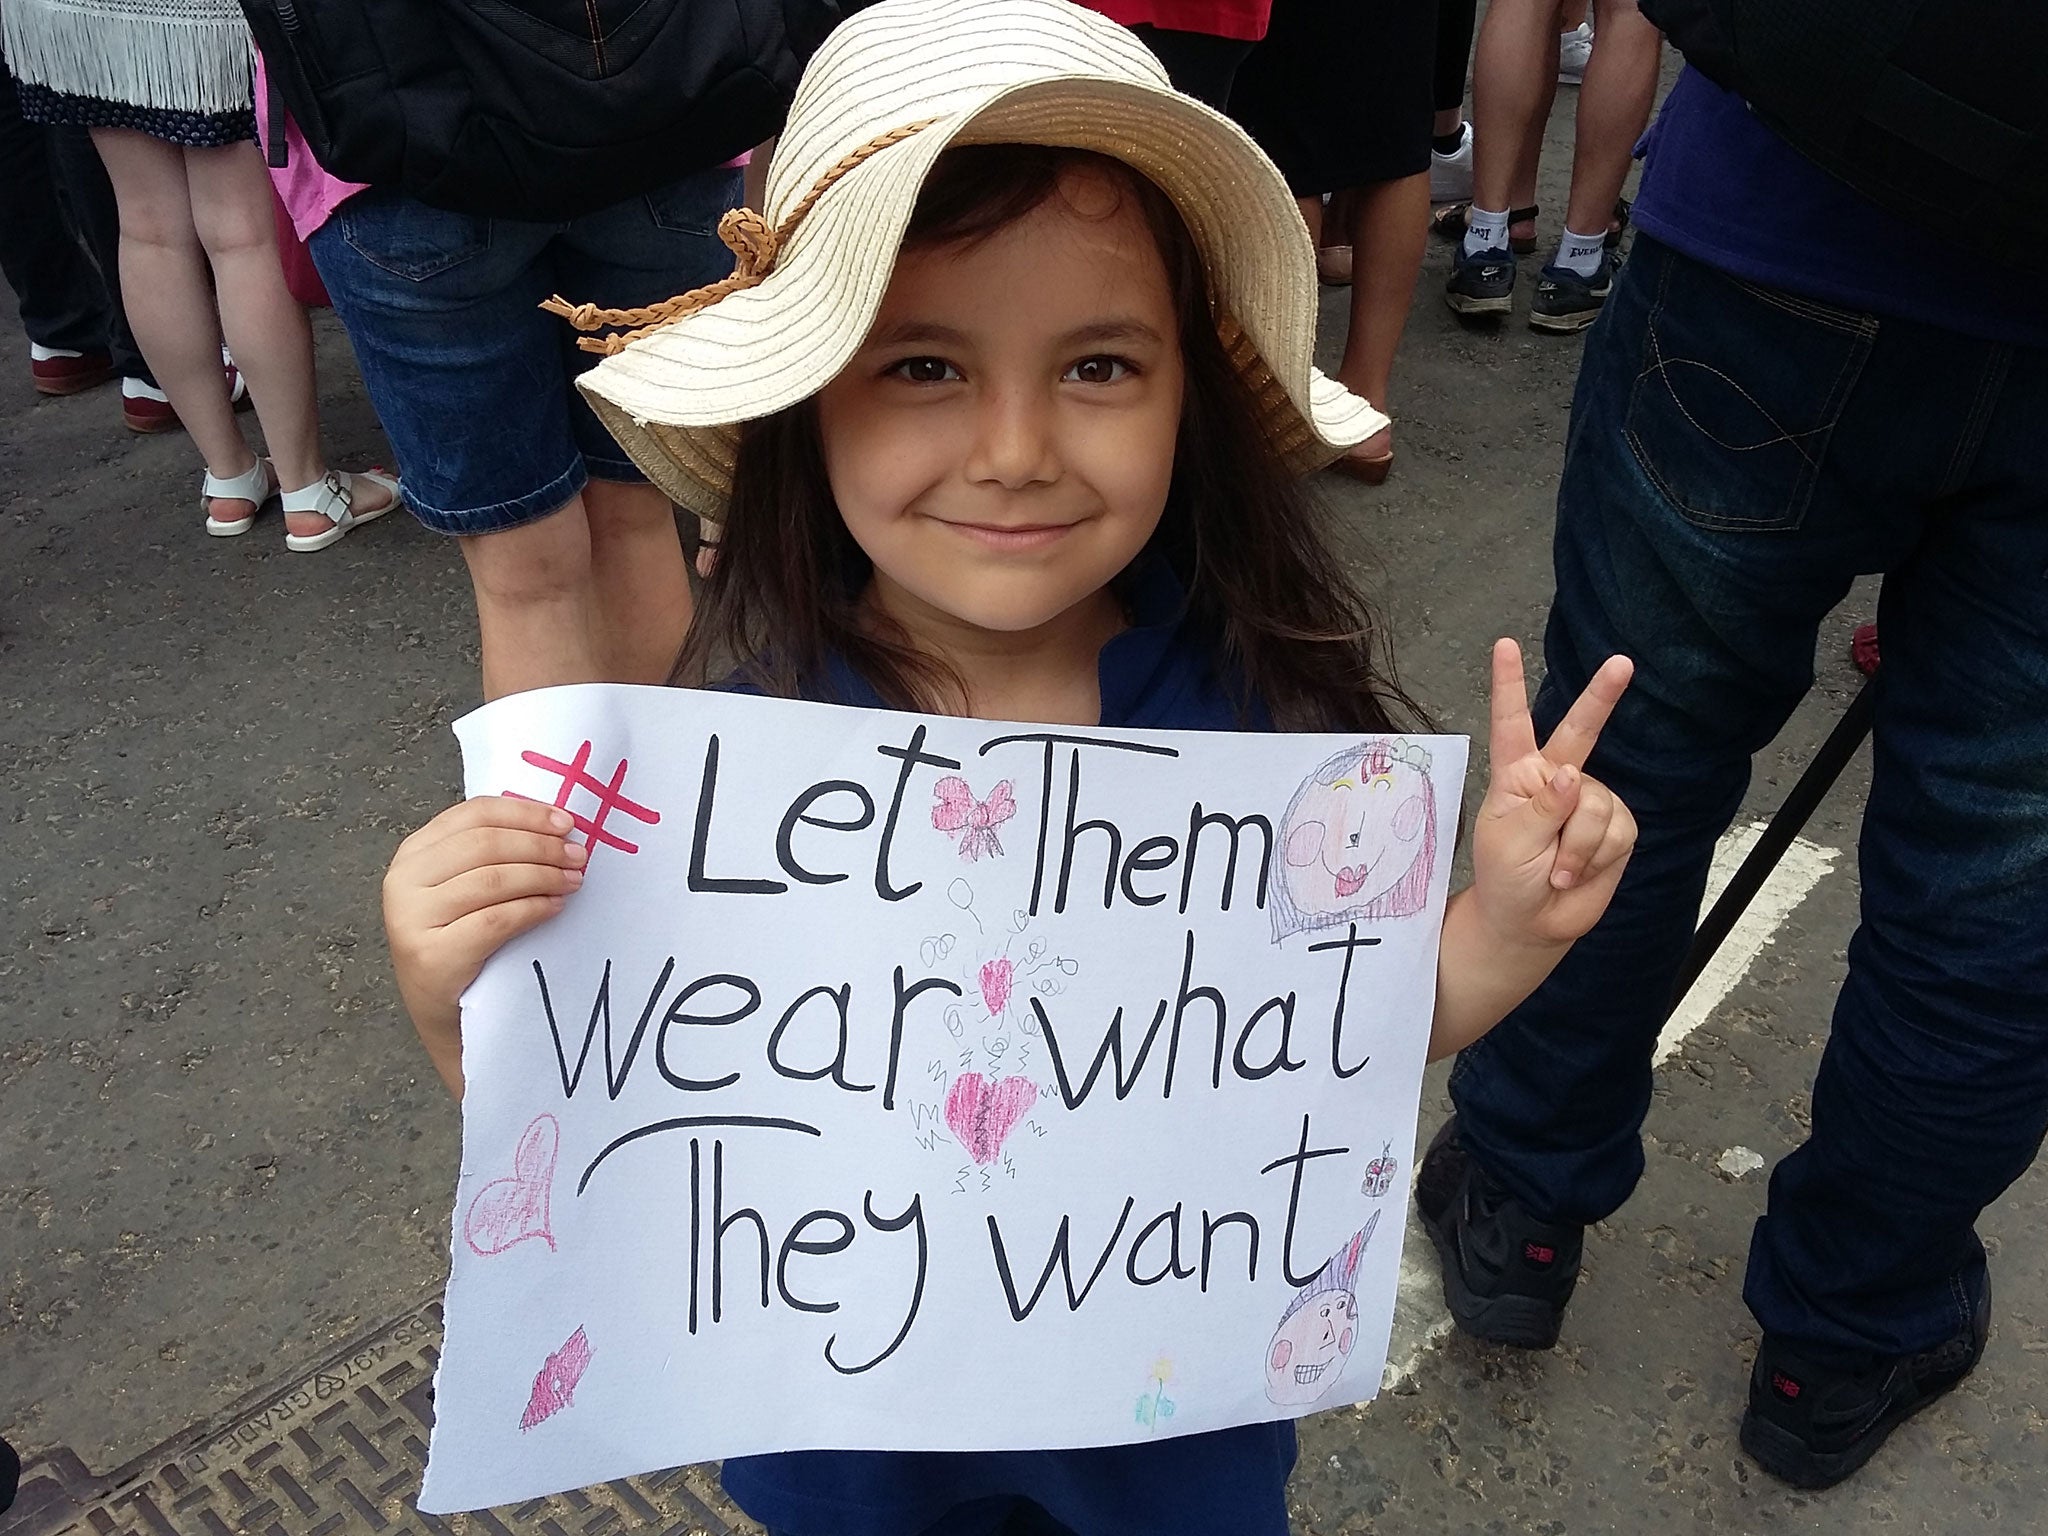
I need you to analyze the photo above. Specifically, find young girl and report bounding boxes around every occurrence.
[383,2,1635,1532]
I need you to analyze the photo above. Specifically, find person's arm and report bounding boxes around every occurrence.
[1428,639,1638,1060]
[381,796,588,1098]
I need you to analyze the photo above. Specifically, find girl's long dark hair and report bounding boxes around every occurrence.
[675,143,1424,734]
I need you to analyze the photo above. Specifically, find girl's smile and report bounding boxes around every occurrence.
[816,162,1186,687]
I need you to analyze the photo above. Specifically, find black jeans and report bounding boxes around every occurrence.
[0,55,147,380]
[1450,236,2048,1360]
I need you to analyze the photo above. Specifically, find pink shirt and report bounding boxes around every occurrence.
[252,55,367,243]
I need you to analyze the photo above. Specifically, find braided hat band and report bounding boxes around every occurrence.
[541,120,940,355]
[571,0,1389,517]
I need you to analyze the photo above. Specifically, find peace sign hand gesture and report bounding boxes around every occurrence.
[1469,639,1639,951]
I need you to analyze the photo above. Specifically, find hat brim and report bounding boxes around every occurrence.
[580,76,1389,515]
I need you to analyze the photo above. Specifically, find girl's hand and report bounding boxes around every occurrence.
[382,796,589,1096]
[1469,638,1638,952]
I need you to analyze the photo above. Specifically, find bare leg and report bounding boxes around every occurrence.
[1467,0,1562,218]
[182,141,391,538]
[584,479,693,684]
[1562,0,1661,237]
[89,128,253,519]
[1336,171,1431,461]
[1511,63,1558,233]
[458,497,605,700]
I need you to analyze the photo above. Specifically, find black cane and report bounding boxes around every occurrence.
[1668,677,1877,1012]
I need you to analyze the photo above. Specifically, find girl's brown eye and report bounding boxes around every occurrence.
[893,356,958,384]
[1066,355,1131,385]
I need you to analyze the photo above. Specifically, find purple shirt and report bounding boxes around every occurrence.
[1631,68,2048,349]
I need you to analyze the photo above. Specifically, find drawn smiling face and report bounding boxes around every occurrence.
[1278,743,1431,920]
[1264,1289,1357,1406]
[1263,1215,1376,1407]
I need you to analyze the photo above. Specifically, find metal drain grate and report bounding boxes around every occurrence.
[3,1302,757,1536]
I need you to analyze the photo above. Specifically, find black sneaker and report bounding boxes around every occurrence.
[1444,244,1517,318]
[1415,1117,1584,1349]
[1529,253,1615,333]
[1740,1286,1990,1490]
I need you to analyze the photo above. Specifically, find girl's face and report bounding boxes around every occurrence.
[816,166,1185,643]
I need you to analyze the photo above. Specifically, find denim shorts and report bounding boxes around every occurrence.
[310,167,742,536]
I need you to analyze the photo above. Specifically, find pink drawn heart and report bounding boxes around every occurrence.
[979,958,1014,1016]
[464,1114,559,1256]
[945,1073,1038,1166]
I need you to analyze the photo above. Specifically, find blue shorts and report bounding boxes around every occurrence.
[309,168,742,536]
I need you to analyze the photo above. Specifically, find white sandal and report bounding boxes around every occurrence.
[202,457,279,537]
[282,468,403,553]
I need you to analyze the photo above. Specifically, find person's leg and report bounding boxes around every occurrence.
[1465,0,1559,233]
[458,504,606,697]
[554,165,743,678]
[1333,171,1430,457]
[45,124,147,383]
[88,127,259,515]
[1433,0,1479,122]
[1435,240,1933,1296]
[1744,341,2048,1366]
[581,480,692,683]
[1559,0,1659,240]
[183,140,392,539]
[310,187,593,690]
[0,62,112,365]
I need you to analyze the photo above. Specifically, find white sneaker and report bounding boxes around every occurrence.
[1430,121,1473,204]
[1558,22,1593,84]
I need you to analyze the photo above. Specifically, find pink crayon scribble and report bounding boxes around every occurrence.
[504,740,660,860]
[464,1114,559,1257]
[945,1072,1038,1165]
[520,1326,592,1431]
[932,777,1015,861]
[979,958,1014,1016]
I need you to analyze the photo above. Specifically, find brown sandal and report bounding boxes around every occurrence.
[1326,441,1393,486]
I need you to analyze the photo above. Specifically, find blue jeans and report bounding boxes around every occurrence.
[1450,236,2048,1361]
[310,167,741,535]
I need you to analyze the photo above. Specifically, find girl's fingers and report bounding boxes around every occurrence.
[1584,798,1639,881]
[398,795,574,860]
[1498,761,1583,866]
[402,824,588,889]
[1539,654,1635,772]
[439,894,570,958]
[1549,785,1616,890]
[1488,638,1541,776]
[421,862,585,927]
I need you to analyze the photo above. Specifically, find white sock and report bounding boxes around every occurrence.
[1553,227,1606,278]
[28,342,84,362]
[1463,206,1511,258]
[122,377,170,402]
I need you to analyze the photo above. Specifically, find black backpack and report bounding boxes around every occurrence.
[240,0,853,221]
[1639,0,2047,266]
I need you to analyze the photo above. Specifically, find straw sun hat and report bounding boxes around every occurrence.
[559,0,1389,515]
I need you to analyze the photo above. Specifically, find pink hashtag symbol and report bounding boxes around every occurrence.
[506,740,661,859]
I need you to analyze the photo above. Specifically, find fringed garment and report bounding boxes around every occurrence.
[2,0,255,144]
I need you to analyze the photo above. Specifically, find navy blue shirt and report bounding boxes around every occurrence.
[719,561,1294,1536]
[1632,68,2048,348]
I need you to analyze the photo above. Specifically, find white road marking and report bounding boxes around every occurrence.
[1380,820,1840,1390]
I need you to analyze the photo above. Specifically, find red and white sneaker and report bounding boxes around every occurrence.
[121,377,180,433]
[31,344,114,396]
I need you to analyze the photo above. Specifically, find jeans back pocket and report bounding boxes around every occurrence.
[1624,253,1876,533]
[338,190,493,284]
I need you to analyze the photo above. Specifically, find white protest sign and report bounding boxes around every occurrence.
[420,683,1468,1512]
